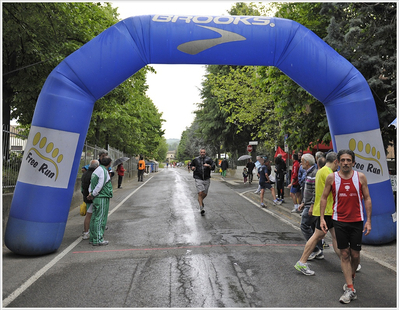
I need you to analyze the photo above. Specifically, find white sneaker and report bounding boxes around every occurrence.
[308,249,322,261]
[339,288,357,304]
[82,231,90,240]
[294,261,315,276]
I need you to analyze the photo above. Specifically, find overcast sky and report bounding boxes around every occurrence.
[111,1,242,139]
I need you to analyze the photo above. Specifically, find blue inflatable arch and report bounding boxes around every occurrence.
[5,15,396,255]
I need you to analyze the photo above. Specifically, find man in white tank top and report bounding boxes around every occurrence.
[320,149,372,304]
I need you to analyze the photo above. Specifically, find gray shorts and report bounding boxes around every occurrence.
[195,178,211,194]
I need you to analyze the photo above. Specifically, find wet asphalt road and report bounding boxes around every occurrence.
[2,168,397,307]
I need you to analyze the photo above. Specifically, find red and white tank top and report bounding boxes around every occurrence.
[332,171,364,222]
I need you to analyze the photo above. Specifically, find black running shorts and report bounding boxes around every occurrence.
[333,220,364,251]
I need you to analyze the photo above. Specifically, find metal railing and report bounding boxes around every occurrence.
[2,125,27,192]
[2,124,137,192]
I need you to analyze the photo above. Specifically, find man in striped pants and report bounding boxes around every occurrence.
[87,156,113,246]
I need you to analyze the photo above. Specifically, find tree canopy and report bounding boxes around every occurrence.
[178,2,396,159]
[3,2,167,161]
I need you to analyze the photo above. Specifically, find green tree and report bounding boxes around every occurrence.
[3,2,118,127]
[154,137,168,162]
[256,2,331,152]
[261,2,396,152]
[86,65,164,157]
[176,129,191,161]
[3,2,166,159]
[321,2,396,150]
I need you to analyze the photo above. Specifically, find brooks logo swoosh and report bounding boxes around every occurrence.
[177,25,246,55]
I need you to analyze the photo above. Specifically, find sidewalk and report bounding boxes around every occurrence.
[212,170,397,272]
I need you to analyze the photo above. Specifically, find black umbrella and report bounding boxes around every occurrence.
[112,157,130,167]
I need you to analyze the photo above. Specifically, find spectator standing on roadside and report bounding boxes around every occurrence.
[246,158,256,184]
[243,167,248,184]
[81,160,99,240]
[137,155,146,182]
[88,156,113,246]
[116,163,126,189]
[81,165,89,174]
[221,158,229,178]
[98,150,114,178]
[191,148,216,215]
[288,153,301,213]
[298,152,306,207]
[258,157,281,208]
[274,154,287,203]
[315,151,325,168]
[254,155,262,194]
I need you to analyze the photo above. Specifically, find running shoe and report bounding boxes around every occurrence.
[315,252,324,260]
[294,261,315,276]
[339,288,357,304]
[92,240,109,246]
[200,204,205,215]
[260,203,266,208]
[82,232,90,240]
[308,249,322,261]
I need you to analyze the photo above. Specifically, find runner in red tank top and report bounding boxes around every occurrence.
[331,170,364,222]
[319,149,372,304]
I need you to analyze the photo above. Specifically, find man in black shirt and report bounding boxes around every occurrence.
[191,148,215,215]
[246,158,256,184]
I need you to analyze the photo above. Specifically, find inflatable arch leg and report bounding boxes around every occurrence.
[5,15,395,255]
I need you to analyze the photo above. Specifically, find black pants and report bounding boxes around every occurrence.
[138,169,144,181]
[118,175,123,188]
[248,173,254,183]
[276,177,284,199]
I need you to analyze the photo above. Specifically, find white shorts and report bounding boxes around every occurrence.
[195,178,211,194]
[87,202,93,213]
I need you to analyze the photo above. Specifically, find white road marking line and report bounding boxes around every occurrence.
[238,190,397,273]
[2,177,152,307]
[238,191,300,231]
